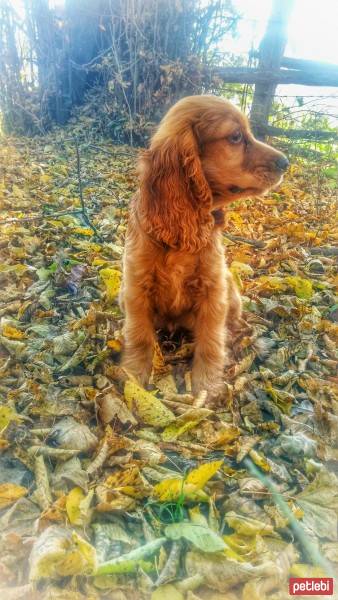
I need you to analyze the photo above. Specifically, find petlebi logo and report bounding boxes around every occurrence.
[289,577,334,596]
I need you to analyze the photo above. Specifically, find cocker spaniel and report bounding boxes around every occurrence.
[120,95,288,395]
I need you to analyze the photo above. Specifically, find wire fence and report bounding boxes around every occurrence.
[210,7,338,136]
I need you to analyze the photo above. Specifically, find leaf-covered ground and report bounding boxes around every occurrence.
[0,130,337,600]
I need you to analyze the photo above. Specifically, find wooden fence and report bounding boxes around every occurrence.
[214,0,338,141]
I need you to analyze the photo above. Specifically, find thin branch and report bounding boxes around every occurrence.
[86,143,136,157]
[244,458,335,576]
[223,233,266,249]
[74,137,103,240]
[0,209,83,225]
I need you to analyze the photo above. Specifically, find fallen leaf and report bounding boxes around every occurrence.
[97,391,137,425]
[185,551,275,592]
[2,324,26,339]
[224,512,275,537]
[161,408,212,441]
[124,380,175,427]
[0,406,22,432]
[95,537,165,575]
[0,483,28,509]
[29,526,97,580]
[66,487,93,526]
[47,417,98,453]
[285,275,313,299]
[165,522,226,553]
[99,268,121,302]
[296,470,338,540]
[153,460,223,502]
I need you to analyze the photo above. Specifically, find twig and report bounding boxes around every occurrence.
[244,458,335,576]
[87,143,137,157]
[74,137,103,240]
[0,209,83,225]
[87,144,115,156]
[223,233,266,248]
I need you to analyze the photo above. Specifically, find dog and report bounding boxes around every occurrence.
[120,95,288,395]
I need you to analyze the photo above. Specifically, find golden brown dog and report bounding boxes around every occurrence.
[120,95,288,395]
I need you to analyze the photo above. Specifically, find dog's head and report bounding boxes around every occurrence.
[138,95,288,252]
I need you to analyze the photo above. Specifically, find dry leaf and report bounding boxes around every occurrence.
[0,483,27,509]
[124,380,175,427]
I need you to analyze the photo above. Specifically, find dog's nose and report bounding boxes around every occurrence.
[275,155,289,172]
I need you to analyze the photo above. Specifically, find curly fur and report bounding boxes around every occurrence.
[120,95,288,395]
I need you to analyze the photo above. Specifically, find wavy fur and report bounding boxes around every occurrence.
[120,95,287,396]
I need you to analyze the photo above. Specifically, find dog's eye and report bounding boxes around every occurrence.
[228,131,243,144]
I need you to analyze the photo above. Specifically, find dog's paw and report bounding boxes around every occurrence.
[191,364,223,398]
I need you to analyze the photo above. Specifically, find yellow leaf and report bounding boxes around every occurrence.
[153,478,186,502]
[289,501,304,520]
[161,408,212,442]
[0,406,21,432]
[124,380,174,428]
[99,268,121,302]
[89,243,102,253]
[265,384,293,414]
[2,324,26,339]
[248,449,271,472]
[40,174,52,184]
[92,258,108,266]
[230,257,254,292]
[225,512,275,537]
[172,343,194,359]
[72,227,93,236]
[227,211,243,227]
[285,276,313,299]
[186,460,224,488]
[46,219,64,228]
[103,466,151,499]
[153,460,223,502]
[254,275,287,293]
[152,341,166,372]
[12,184,25,198]
[209,425,241,449]
[29,527,97,580]
[222,533,257,562]
[0,263,28,276]
[66,487,85,525]
[230,261,254,278]
[0,483,27,508]
[107,339,122,352]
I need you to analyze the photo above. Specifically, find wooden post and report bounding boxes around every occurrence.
[250,0,295,139]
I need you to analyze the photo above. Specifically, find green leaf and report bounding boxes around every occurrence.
[95,537,166,575]
[165,523,226,553]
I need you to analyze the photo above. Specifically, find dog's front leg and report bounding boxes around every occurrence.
[122,293,155,386]
[191,291,227,396]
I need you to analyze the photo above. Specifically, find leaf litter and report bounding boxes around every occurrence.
[0,134,337,599]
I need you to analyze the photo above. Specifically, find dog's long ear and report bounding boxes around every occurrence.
[138,127,213,252]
